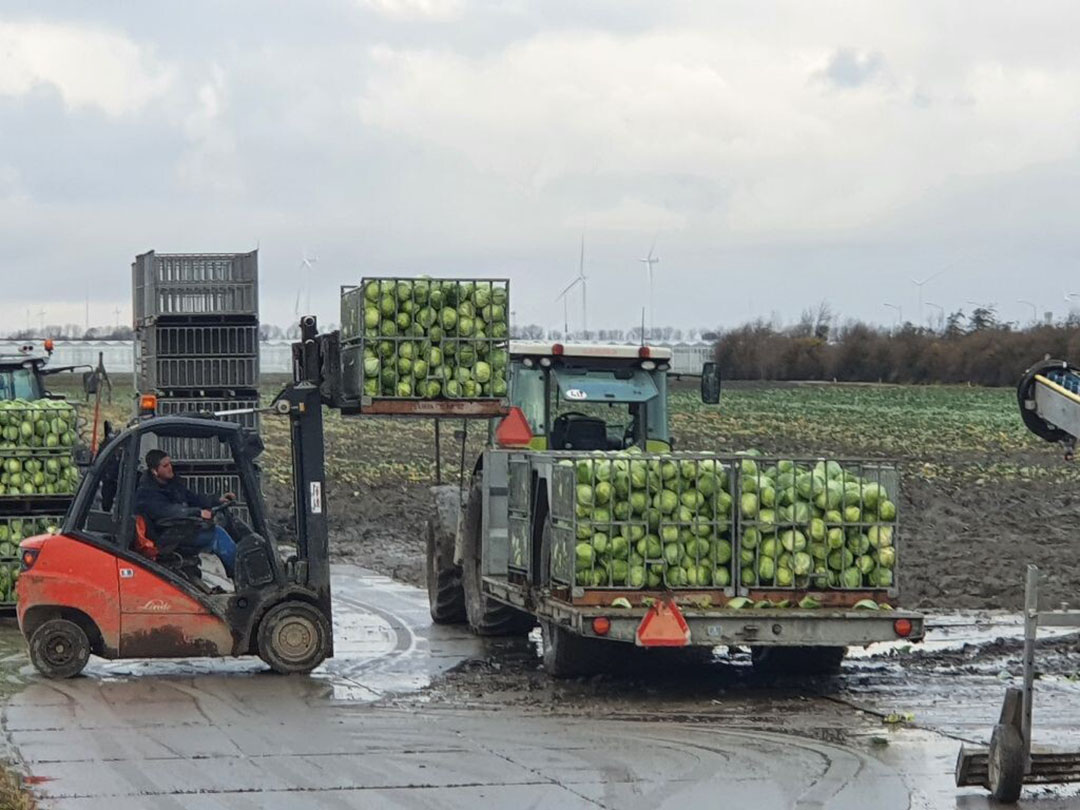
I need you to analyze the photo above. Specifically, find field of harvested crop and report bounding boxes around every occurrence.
[67,376,1080,611]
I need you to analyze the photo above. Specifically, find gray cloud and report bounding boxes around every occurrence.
[818,47,885,89]
[2,2,1080,335]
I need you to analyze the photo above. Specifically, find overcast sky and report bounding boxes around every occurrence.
[2,1,1080,335]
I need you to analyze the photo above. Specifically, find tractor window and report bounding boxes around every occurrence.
[509,364,546,435]
[0,368,42,401]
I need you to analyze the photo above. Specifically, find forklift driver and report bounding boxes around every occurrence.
[135,450,238,578]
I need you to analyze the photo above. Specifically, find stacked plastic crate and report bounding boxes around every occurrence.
[132,251,260,525]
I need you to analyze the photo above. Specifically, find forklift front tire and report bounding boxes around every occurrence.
[257,601,331,675]
[29,618,91,679]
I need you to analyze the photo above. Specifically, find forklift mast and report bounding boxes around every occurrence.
[274,316,341,608]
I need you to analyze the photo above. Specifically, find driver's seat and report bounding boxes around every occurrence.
[133,516,159,561]
[134,515,204,584]
[550,413,608,451]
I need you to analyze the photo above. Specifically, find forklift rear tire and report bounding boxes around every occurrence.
[461,482,536,636]
[257,601,331,675]
[988,722,1024,803]
[750,645,846,676]
[29,619,90,679]
[426,517,466,624]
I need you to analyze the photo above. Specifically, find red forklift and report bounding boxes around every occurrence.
[16,318,334,677]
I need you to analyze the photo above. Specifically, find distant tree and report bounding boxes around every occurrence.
[944,310,966,338]
[969,307,998,331]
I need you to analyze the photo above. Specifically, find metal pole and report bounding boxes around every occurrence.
[649,269,654,341]
[434,419,442,485]
[1022,564,1039,772]
[459,419,468,490]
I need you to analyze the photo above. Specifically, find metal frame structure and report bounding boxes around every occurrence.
[957,359,1080,801]
[955,566,1080,801]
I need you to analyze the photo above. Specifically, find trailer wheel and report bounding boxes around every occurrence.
[426,516,466,624]
[29,618,90,679]
[461,481,535,636]
[750,646,846,676]
[542,621,610,678]
[257,601,331,675]
[988,722,1024,803]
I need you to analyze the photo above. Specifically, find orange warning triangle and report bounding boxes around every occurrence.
[635,597,690,647]
[495,406,533,447]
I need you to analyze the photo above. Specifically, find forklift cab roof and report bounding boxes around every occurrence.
[553,368,659,403]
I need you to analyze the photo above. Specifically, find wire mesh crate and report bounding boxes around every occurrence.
[340,278,509,402]
[138,323,259,358]
[133,251,259,321]
[548,452,737,594]
[735,458,899,597]
[507,457,532,575]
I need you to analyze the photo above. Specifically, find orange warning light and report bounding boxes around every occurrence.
[635,597,690,647]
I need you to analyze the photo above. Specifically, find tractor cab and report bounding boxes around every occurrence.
[507,342,706,452]
[16,405,334,679]
[0,340,96,401]
[0,343,50,401]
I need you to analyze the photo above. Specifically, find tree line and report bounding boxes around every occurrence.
[713,306,1080,387]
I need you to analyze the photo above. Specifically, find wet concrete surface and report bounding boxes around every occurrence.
[1,568,1079,808]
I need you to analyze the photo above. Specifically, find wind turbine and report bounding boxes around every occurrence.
[925,301,944,331]
[1017,299,1038,324]
[299,251,318,315]
[910,267,948,328]
[883,302,901,329]
[555,234,587,338]
[639,238,660,340]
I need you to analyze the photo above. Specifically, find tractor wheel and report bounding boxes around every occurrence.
[751,646,846,676]
[257,601,331,675]
[29,618,90,679]
[426,488,466,624]
[541,621,610,678]
[461,481,535,636]
[988,722,1025,803]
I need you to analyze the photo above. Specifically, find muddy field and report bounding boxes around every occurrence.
[70,376,1080,610]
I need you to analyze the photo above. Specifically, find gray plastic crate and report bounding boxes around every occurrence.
[133,251,258,320]
[155,396,260,428]
[138,323,259,357]
[154,396,260,462]
[136,355,259,389]
[177,469,251,527]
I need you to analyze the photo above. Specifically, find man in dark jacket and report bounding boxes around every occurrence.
[134,450,238,577]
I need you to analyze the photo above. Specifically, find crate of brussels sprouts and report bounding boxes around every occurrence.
[0,400,81,500]
[0,515,61,606]
[548,451,737,595]
[340,278,510,411]
[736,456,898,597]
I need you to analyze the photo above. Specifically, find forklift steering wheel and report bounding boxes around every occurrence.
[210,500,233,516]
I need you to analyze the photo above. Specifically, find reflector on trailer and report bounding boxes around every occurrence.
[635,597,690,647]
[495,406,533,447]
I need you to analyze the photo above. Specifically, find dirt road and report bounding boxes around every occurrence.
[5,566,1080,808]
